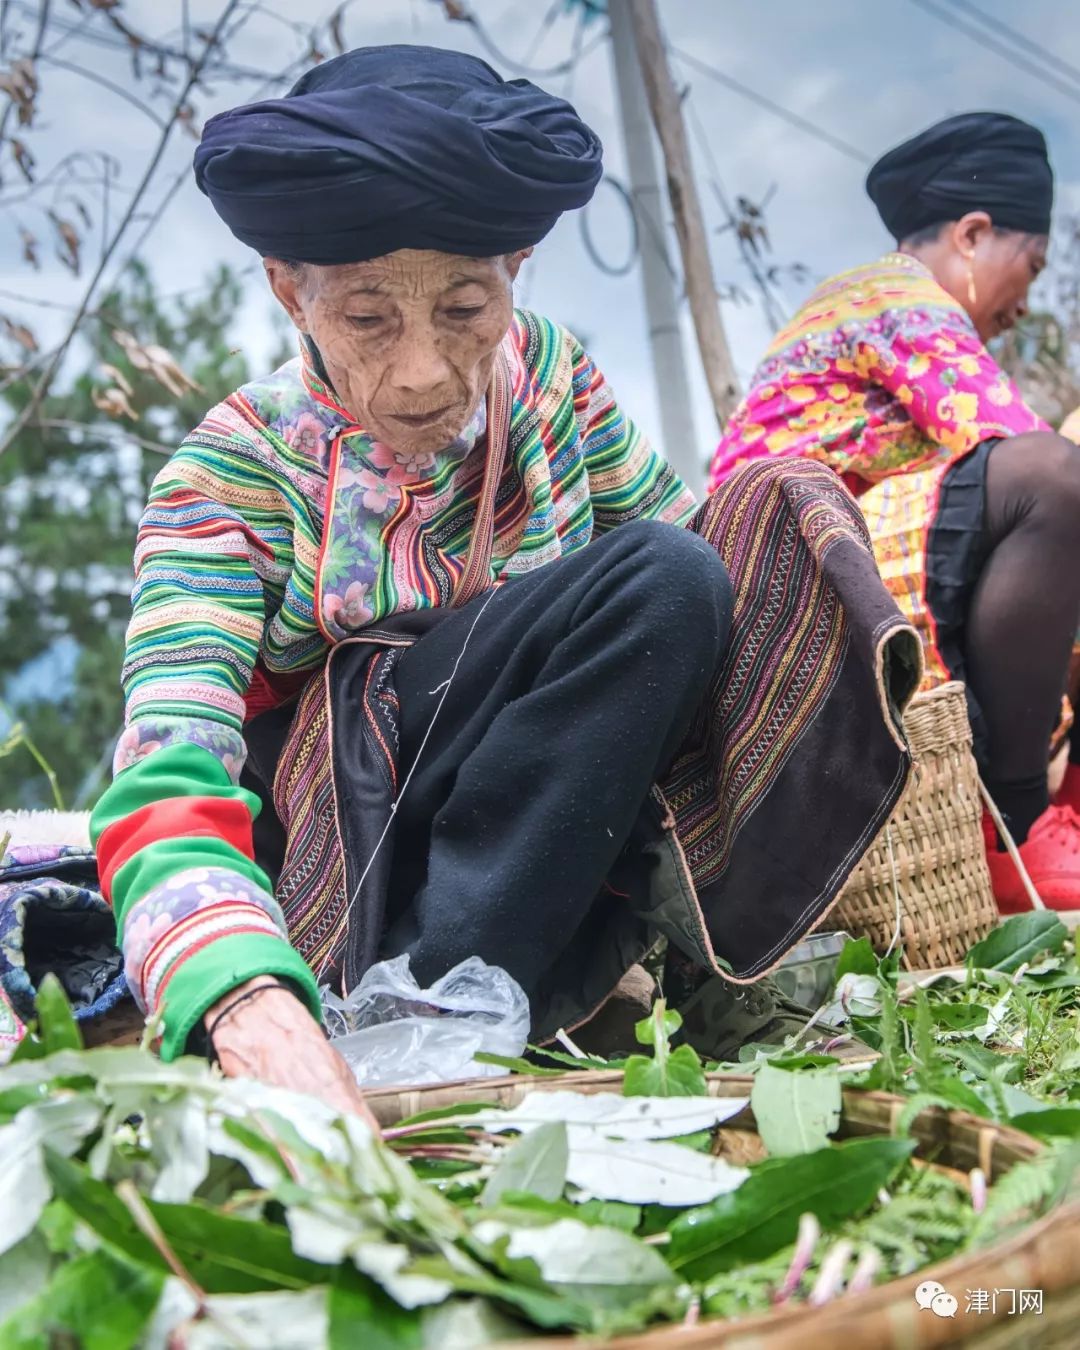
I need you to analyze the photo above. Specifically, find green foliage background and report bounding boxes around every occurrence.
[0,263,288,808]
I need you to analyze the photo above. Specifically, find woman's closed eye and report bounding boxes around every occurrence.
[348,314,384,330]
[445,303,486,321]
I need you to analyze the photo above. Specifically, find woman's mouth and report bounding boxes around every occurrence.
[388,406,454,427]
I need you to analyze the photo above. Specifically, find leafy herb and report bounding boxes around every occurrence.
[480,1122,568,1207]
[750,1062,841,1156]
[0,1249,162,1350]
[666,1138,914,1280]
[966,912,1068,973]
[0,934,1075,1344]
[623,1001,707,1098]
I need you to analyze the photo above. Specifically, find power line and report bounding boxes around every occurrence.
[669,47,871,165]
[578,174,638,277]
[450,5,607,79]
[949,0,1080,89]
[468,18,608,79]
[908,0,1080,108]
[520,1,565,71]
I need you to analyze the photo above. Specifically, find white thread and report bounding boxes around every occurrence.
[316,587,501,983]
[978,778,1046,911]
[883,825,903,959]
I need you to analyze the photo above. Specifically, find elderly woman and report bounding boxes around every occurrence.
[710,112,1080,915]
[91,46,915,1113]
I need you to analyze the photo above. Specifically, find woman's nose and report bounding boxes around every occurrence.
[391,336,454,396]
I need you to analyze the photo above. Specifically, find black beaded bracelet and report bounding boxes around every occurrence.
[205,979,289,1049]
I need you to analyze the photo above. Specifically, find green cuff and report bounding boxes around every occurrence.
[91,741,262,842]
[111,838,275,936]
[159,932,321,1063]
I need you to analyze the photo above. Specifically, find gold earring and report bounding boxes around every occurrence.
[966,257,978,308]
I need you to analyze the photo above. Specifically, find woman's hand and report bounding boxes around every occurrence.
[205,977,379,1132]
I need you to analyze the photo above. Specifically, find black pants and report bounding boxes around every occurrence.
[927,431,1080,841]
[380,520,733,997]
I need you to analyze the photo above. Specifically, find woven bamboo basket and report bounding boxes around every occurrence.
[366,1070,1080,1348]
[823,681,998,969]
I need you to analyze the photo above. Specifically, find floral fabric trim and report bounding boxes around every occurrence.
[113,716,248,783]
[125,865,287,1015]
[318,400,488,640]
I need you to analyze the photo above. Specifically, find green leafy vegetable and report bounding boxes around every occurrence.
[179,1288,330,1350]
[0,1249,162,1350]
[471,1053,567,1077]
[480,1192,641,1233]
[327,1267,423,1350]
[0,964,1075,1343]
[1009,1108,1080,1139]
[667,1137,914,1280]
[966,912,1067,973]
[623,1001,706,1097]
[0,1232,51,1324]
[46,1152,329,1293]
[901,1002,990,1031]
[473,1216,675,1310]
[32,974,84,1056]
[834,936,879,979]
[750,1062,841,1156]
[481,1122,568,1207]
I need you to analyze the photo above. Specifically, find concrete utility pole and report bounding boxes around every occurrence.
[623,0,741,431]
[608,0,699,490]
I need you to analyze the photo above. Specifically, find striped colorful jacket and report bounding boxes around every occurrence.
[90,310,695,1059]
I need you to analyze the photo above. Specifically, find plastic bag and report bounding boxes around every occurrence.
[322,954,530,1088]
[772,930,852,1010]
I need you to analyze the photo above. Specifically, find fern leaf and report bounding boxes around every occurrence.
[970,1154,1058,1245]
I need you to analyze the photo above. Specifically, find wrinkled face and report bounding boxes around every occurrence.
[915,215,1048,343]
[966,228,1047,341]
[266,248,526,455]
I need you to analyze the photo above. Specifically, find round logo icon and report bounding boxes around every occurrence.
[914,1280,946,1311]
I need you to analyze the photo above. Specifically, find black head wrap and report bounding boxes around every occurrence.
[193,44,603,263]
[866,111,1053,242]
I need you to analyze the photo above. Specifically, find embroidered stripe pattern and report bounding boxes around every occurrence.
[662,460,856,886]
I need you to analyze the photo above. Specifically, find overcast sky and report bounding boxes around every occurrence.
[4,0,1080,491]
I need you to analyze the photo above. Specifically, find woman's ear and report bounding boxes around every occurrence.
[503,248,534,283]
[951,211,994,260]
[264,259,309,331]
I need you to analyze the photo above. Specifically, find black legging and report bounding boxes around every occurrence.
[963,431,1080,840]
[382,521,733,994]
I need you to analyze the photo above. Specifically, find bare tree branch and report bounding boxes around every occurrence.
[0,0,243,457]
[38,52,168,128]
[0,0,50,147]
[0,340,56,394]
[105,38,320,275]
[36,417,174,456]
[8,0,283,80]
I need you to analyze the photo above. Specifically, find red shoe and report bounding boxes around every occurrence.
[982,804,1080,913]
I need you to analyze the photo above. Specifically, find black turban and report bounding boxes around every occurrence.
[193,44,603,263]
[866,111,1053,242]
